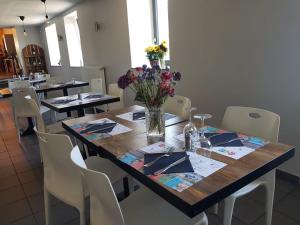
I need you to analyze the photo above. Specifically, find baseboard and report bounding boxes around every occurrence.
[276,169,300,184]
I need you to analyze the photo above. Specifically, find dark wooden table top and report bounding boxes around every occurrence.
[36,81,89,93]
[62,110,295,218]
[41,92,119,113]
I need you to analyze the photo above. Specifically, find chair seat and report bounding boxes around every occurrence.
[46,156,126,208]
[85,156,126,184]
[121,187,207,225]
[46,122,65,134]
[231,181,262,198]
[231,171,272,198]
[40,105,51,114]
[45,173,83,207]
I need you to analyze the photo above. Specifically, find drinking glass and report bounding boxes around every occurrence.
[194,114,213,161]
[183,108,199,152]
[72,77,76,84]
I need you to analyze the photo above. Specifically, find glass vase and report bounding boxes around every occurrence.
[149,59,159,68]
[160,58,165,69]
[145,107,165,138]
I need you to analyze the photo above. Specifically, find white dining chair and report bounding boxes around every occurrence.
[90,78,104,93]
[88,78,105,113]
[11,87,50,140]
[71,146,208,225]
[219,106,280,225]
[8,79,30,89]
[163,95,191,119]
[35,131,126,225]
[25,96,64,134]
[107,83,124,111]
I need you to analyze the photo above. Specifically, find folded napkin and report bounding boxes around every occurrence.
[79,122,117,134]
[132,111,176,121]
[133,111,145,120]
[84,94,104,99]
[51,99,76,105]
[209,132,244,147]
[143,152,194,175]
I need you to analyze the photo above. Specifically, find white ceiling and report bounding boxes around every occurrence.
[0,0,83,27]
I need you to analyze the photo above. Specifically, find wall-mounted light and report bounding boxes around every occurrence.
[57,35,63,42]
[95,22,101,32]
[19,16,28,36]
[41,0,49,21]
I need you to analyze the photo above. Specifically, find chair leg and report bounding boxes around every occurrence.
[127,175,135,194]
[202,213,208,225]
[194,212,208,225]
[212,203,219,215]
[223,196,236,225]
[44,189,51,225]
[79,208,86,225]
[265,171,275,225]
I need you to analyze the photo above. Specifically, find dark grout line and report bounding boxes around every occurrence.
[273,209,300,224]
[2,134,39,224]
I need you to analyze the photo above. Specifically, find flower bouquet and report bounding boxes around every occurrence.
[118,65,181,138]
[145,41,168,68]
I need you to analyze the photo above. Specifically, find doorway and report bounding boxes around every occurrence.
[0,28,21,80]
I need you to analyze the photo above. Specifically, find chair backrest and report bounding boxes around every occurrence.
[35,131,84,197]
[70,147,125,225]
[163,95,191,119]
[107,83,124,110]
[42,74,51,83]
[25,96,46,133]
[221,106,280,142]
[12,87,40,117]
[91,78,103,93]
[9,80,30,89]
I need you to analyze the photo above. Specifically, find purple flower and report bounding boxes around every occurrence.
[118,74,130,89]
[142,64,147,71]
[173,72,181,81]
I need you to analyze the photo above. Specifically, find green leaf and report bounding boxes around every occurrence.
[135,92,145,103]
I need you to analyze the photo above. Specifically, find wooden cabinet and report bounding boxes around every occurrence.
[22,44,47,75]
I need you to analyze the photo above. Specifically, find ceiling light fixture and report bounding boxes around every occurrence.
[19,16,28,36]
[41,0,49,20]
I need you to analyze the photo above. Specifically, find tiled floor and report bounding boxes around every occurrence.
[0,99,299,225]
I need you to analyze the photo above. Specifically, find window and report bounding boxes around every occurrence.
[64,11,84,67]
[156,0,170,60]
[126,0,170,67]
[45,23,61,66]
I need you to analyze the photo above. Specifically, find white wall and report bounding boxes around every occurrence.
[14,25,44,72]
[169,0,300,176]
[40,0,131,96]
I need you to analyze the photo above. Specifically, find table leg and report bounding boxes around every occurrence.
[63,88,72,117]
[63,88,68,96]
[77,108,85,117]
[123,177,130,198]
[21,118,35,136]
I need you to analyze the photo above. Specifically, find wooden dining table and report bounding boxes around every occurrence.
[62,107,295,218]
[41,92,120,117]
[35,80,89,95]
